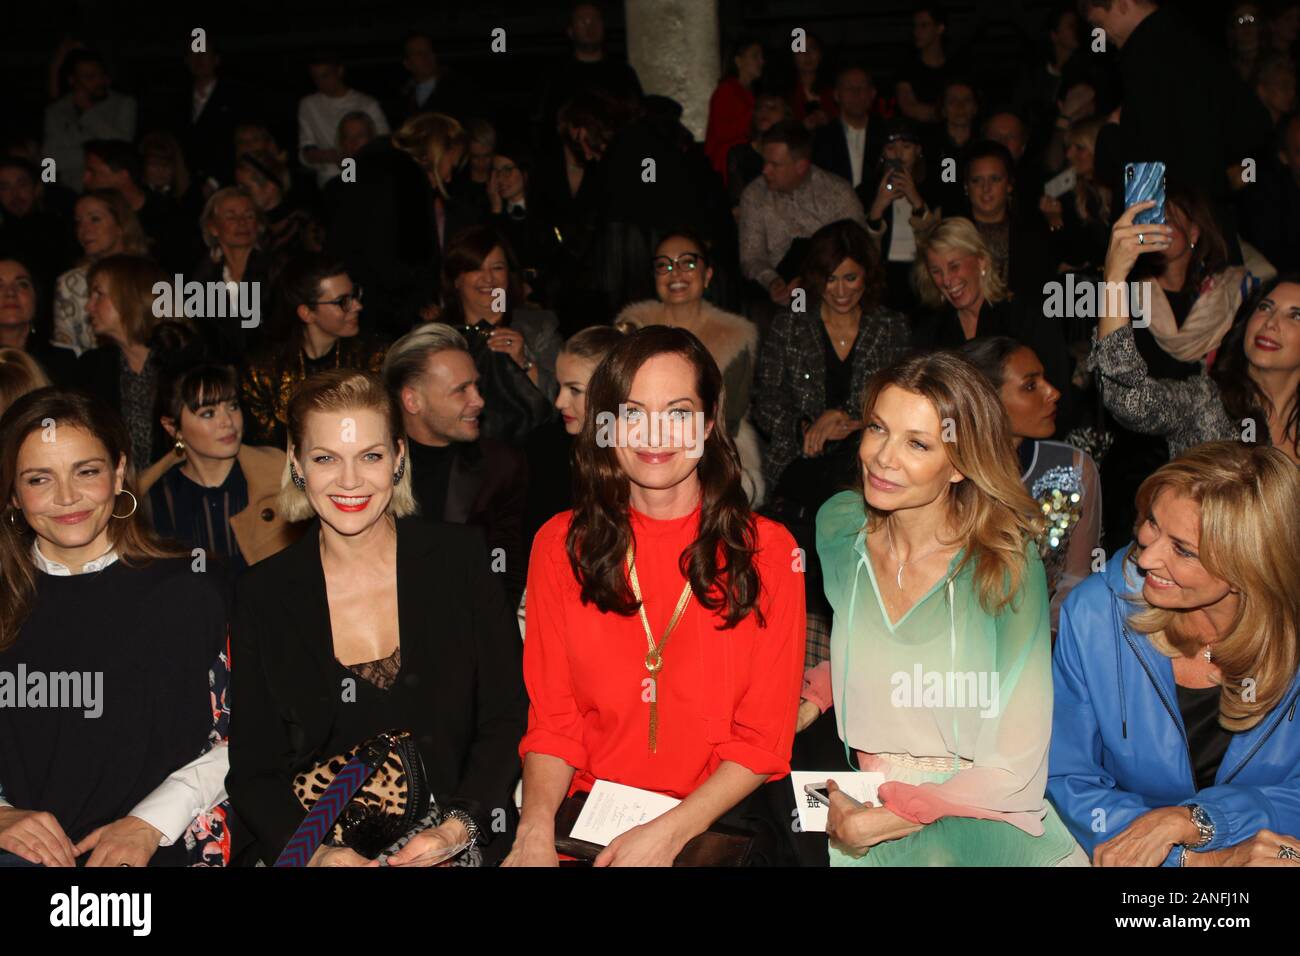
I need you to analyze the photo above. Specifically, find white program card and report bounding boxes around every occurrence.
[568,780,683,847]
[790,770,885,833]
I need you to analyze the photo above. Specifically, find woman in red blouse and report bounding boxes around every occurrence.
[705,38,766,181]
[504,326,805,867]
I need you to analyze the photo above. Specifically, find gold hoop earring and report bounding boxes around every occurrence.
[112,489,138,520]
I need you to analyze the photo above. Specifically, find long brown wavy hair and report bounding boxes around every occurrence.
[0,388,180,650]
[566,326,763,629]
[856,351,1044,614]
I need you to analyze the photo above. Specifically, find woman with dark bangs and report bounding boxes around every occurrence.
[505,326,806,867]
[138,362,300,578]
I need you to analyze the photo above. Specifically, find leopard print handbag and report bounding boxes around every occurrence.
[292,729,431,859]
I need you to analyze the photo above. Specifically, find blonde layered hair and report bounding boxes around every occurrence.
[1127,442,1300,732]
[912,217,1007,311]
[857,351,1043,614]
[279,370,417,522]
[391,112,466,199]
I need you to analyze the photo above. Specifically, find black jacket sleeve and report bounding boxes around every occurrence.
[439,531,528,845]
[225,576,308,864]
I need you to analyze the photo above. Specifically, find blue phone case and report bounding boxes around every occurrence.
[1124,162,1166,225]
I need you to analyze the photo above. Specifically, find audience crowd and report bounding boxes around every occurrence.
[1,0,1299,870]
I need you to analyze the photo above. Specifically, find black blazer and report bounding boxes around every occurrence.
[414,438,530,611]
[911,297,1077,432]
[813,118,886,201]
[226,517,527,865]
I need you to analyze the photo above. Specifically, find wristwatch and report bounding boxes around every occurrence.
[1186,804,1215,849]
[442,807,480,847]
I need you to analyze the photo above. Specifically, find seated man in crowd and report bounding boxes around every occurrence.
[738,120,865,311]
[42,47,136,194]
[383,322,529,609]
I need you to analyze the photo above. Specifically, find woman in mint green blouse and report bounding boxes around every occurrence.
[803,351,1086,866]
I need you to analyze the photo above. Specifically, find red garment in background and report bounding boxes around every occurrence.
[705,77,756,183]
[788,86,838,125]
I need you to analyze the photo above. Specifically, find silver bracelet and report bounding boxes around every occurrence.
[442,807,480,847]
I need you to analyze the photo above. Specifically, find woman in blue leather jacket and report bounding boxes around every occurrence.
[1048,441,1300,867]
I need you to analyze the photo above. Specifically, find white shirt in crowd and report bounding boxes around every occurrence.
[843,121,866,189]
[887,196,918,262]
[297,87,390,187]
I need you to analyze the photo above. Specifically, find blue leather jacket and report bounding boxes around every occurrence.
[1048,546,1300,865]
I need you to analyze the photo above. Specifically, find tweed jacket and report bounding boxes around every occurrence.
[753,305,912,487]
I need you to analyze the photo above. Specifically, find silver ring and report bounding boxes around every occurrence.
[118,862,130,867]
[1279,844,1299,860]
[1137,233,1146,245]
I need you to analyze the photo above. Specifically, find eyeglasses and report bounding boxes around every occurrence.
[310,286,364,310]
[652,253,706,275]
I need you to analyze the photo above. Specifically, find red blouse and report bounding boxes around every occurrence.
[704,77,756,181]
[519,504,806,799]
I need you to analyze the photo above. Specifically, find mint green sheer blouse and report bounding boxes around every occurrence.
[816,490,1055,835]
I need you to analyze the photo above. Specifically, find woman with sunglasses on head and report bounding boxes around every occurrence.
[504,326,805,867]
[0,390,231,868]
[616,229,765,503]
[240,253,387,448]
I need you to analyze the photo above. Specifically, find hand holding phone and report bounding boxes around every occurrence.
[1124,161,1166,225]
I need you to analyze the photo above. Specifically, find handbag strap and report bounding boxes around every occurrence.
[274,735,393,867]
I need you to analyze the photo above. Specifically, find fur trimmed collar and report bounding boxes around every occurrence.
[615,299,757,371]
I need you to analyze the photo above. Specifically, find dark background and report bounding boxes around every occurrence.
[0,0,1238,150]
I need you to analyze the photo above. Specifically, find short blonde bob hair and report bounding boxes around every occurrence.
[278,369,417,521]
[912,217,1007,311]
[1126,441,1300,732]
[200,186,266,254]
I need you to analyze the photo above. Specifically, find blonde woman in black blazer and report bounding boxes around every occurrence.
[226,369,526,866]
